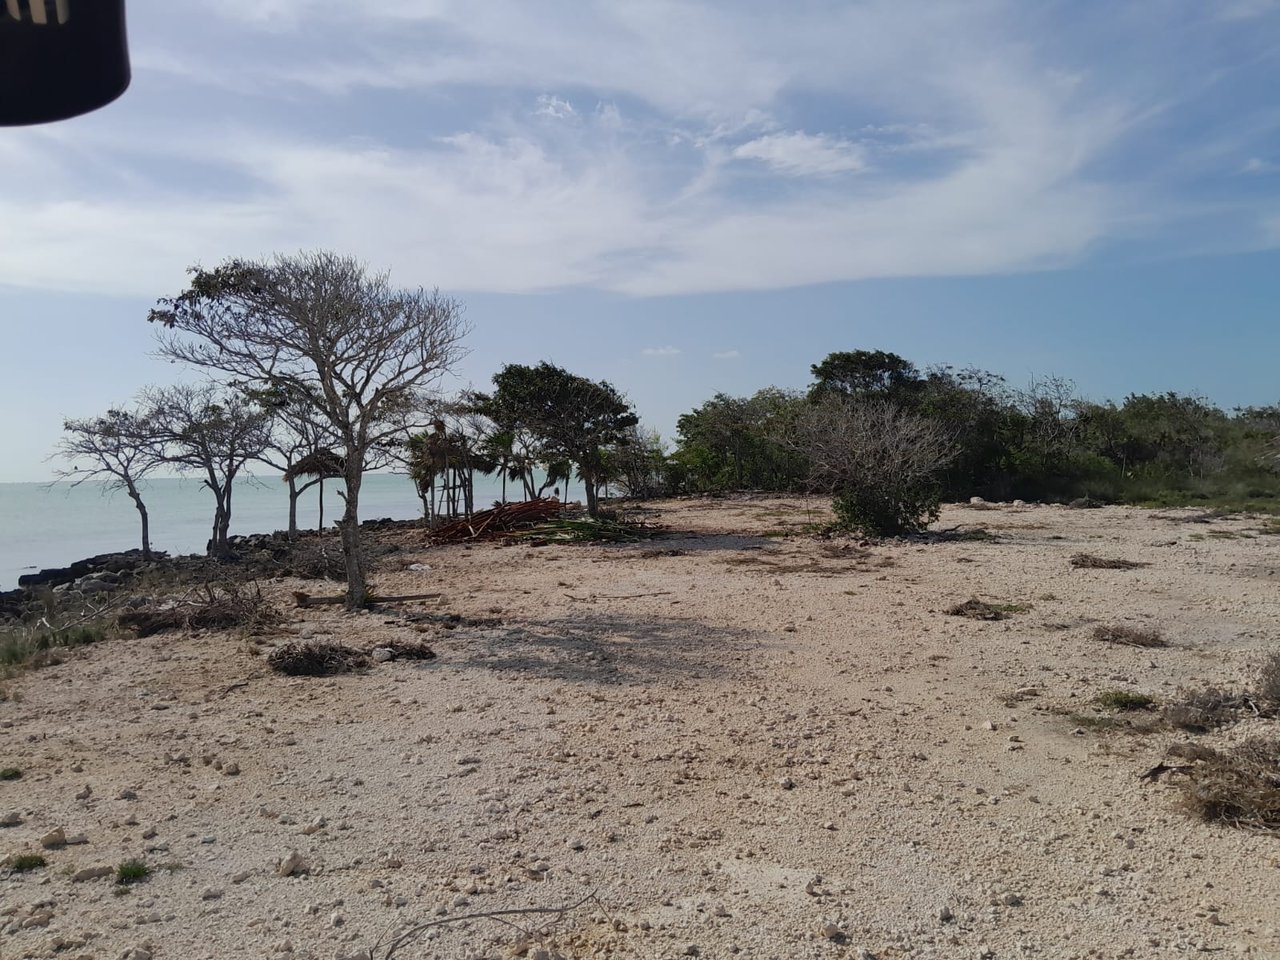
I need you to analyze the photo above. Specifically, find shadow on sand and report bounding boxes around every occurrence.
[456,610,770,686]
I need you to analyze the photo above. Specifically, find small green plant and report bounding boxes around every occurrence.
[116,859,150,885]
[0,767,21,780]
[1,622,107,676]
[1095,690,1157,711]
[9,853,47,872]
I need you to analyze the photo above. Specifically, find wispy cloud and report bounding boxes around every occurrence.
[1,1,1277,298]
[642,346,682,357]
[712,349,741,359]
[535,94,577,120]
[732,132,865,176]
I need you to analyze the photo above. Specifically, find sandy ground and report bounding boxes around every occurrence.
[2,497,1280,960]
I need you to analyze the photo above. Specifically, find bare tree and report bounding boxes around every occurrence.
[149,251,468,608]
[1014,375,1084,473]
[54,407,163,560]
[251,387,342,538]
[783,397,956,535]
[143,383,273,558]
[608,424,669,499]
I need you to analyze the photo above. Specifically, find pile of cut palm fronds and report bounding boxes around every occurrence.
[428,499,563,543]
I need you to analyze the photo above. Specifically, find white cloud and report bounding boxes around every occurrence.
[712,349,741,359]
[732,132,866,176]
[1243,157,1278,174]
[535,94,577,120]
[0,1,1274,299]
[642,346,682,357]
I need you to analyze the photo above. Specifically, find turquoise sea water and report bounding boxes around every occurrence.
[0,472,579,589]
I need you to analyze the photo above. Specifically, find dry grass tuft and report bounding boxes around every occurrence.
[1172,738,1280,834]
[1163,686,1248,732]
[1092,624,1168,648]
[376,640,437,661]
[267,641,368,677]
[945,598,1028,621]
[1254,652,1280,708]
[1070,553,1149,570]
[120,582,282,637]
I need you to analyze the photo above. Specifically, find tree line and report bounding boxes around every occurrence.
[57,254,1279,603]
[666,349,1280,531]
[56,251,640,609]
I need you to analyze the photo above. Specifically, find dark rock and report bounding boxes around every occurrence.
[18,549,156,589]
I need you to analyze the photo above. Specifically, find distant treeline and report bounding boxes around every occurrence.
[654,350,1280,510]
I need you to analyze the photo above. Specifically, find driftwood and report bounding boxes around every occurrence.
[371,891,602,959]
[292,591,442,608]
[565,591,674,602]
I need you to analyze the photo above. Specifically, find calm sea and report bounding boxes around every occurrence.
[0,472,579,589]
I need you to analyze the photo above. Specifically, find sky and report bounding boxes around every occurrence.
[2,0,1279,481]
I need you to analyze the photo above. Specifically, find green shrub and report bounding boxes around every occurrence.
[0,767,21,780]
[116,859,150,885]
[9,853,46,872]
[833,487,941,537]
[1095,690,1157,711]
[0,623,107,675]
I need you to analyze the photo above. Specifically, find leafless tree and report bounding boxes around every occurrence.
[142,383,273,558]
[149,251,468,608]
[251,388,342,538]
[1014,375,1084,471]
[54,406,163,559]
[608,424,669,499]
[782,397,956,534]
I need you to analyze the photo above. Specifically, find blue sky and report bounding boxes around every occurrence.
[2,0,1279,481]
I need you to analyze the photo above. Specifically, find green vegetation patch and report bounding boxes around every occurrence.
[9,853,47,872]
[0,767,22,781]
[1094,689,1157,711]
[1,623,107,676]
[116,859,150,885]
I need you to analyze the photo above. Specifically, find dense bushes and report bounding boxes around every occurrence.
[667,350,1280,514]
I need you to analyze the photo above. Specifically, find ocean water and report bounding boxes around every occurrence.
[0,472,579,589]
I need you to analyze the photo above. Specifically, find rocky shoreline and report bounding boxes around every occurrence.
[1,519,422,623]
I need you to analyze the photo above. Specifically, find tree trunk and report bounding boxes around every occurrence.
[209,494,226,557]
[318,478,325,531]
[339,468,367,610]
[286,477,300,540]
[584,473,599,518]
[128,488,152,561]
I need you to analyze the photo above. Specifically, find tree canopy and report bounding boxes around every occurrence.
[150,250,468,607]
[473,362,638,517]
